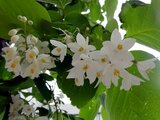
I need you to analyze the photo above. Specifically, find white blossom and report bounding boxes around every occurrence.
[25,47,39,63]
[50,40,67,62]
[8,29,19,36]
[2,47,17,61]
[23,60,40,79]
[37,54,56,70]
[11,35,19,43]
[5,56,21,76]
[26,34,38,45]
[67,55,100,86]
[36,41,50,54]
[67,33,96,61]
[22,104,35,116]
[137,58,157,80]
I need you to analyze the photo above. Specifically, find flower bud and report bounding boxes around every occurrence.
[28,20,33,25]
[8,29,18,36]
[31,36,38,44]
[11,35,19,43]
[21,16,27,23]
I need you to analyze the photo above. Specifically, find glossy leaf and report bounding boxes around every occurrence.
[106,18,118,32]
[0,0,51,39]
[79,84,106,120]
[56,55,98,108]
[103,0,118,20]
[106,51,160,120]
[120,0,160,51]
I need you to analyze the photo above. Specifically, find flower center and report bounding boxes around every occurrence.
[78,47,84,52]
[41,58,46,63]
[83,64,88,71]
[56,47,61,53]
[101,57,107,63]
[113,69,120,76]
[96,72,102,77]
[117,44,123,50]
[30,68,35,74]
[11,63,16,69]
[29,53,34,59]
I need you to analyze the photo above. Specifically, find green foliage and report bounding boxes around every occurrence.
[105,51,160,120]
[0,0,51,39]
[79,83,106,120]
[103,0,118,20]
[56,55,98,108]
[120,0,160,52]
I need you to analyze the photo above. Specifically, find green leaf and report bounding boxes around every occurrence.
[106,51,160,120]
[101,107,109,120]
[34,76,52,101]
[48,10,63,22]
[79,84,106,119]
[56,55,98,108]
[88,0,103,23]
[103,0,118,20]
[106,18,118,32]
[37,0,72,9]
[120,1,160,52]
[0,59,13,80]
[37,107,49,116]
[0,0,51,39]
[32,86,44,103]
[65,12,89,31]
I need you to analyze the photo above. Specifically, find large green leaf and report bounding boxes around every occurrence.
[106,51,160,120]
[56,55,98,108]
[79,84,106,120]
[103,0,118,20]
[0,0,51,39]
[37,0,72,9]
[120,0,160,51]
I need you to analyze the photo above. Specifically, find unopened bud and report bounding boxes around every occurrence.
[28,20,33,25]
[8,29,18,36]
[11,35,19,43]
[21,16,27,23]
[31,36,38,44]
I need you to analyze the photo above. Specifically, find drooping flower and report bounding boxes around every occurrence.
[36,41,50,54]
[23,60,40,79]
[37,54,56,70]
[137,58,157,80]
[25,47,39,63]
[102,29,135,68]
[67,33,96,61]
[50,40,67,62]
[22,104,35,116]
[26,34,38,45]
[2,47,17,61]
[67,54,100,86]
[5,56,21,76]
[11,35,20,43]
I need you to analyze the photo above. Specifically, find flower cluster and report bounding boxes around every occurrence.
[9,94,48,120]
[2,16,55,79]
[67,29,157,90]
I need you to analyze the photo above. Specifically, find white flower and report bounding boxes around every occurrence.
[16,36,27,52]
[50,40,67,62]
[5,56,21,76]
[22,104,34,116]
[36,41,50,54]
[25,47,39,63]
[37,54,56,70]
[8,29,19,36]
[67,55,100,86]
[67,33,96,61]
[120,69,143,90]
[11,95,24,110]
[11,35,19,43]
[137,58,157,80]
[2,47,17,61]
[26,34,38,45]
[102,29,135,68]
[23,60,40,79]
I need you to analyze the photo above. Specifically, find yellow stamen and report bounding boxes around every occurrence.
[114,69,120,76]
[117,44,123,50]
[56,47,61,53]
[96,72,102,77]
[83,64,88,71]
[41,58,46,63]
[29,53,34,59]
[78,47,84,52]
[30,68,35,74]
[101,57,107,63]
[11,63,16,69]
